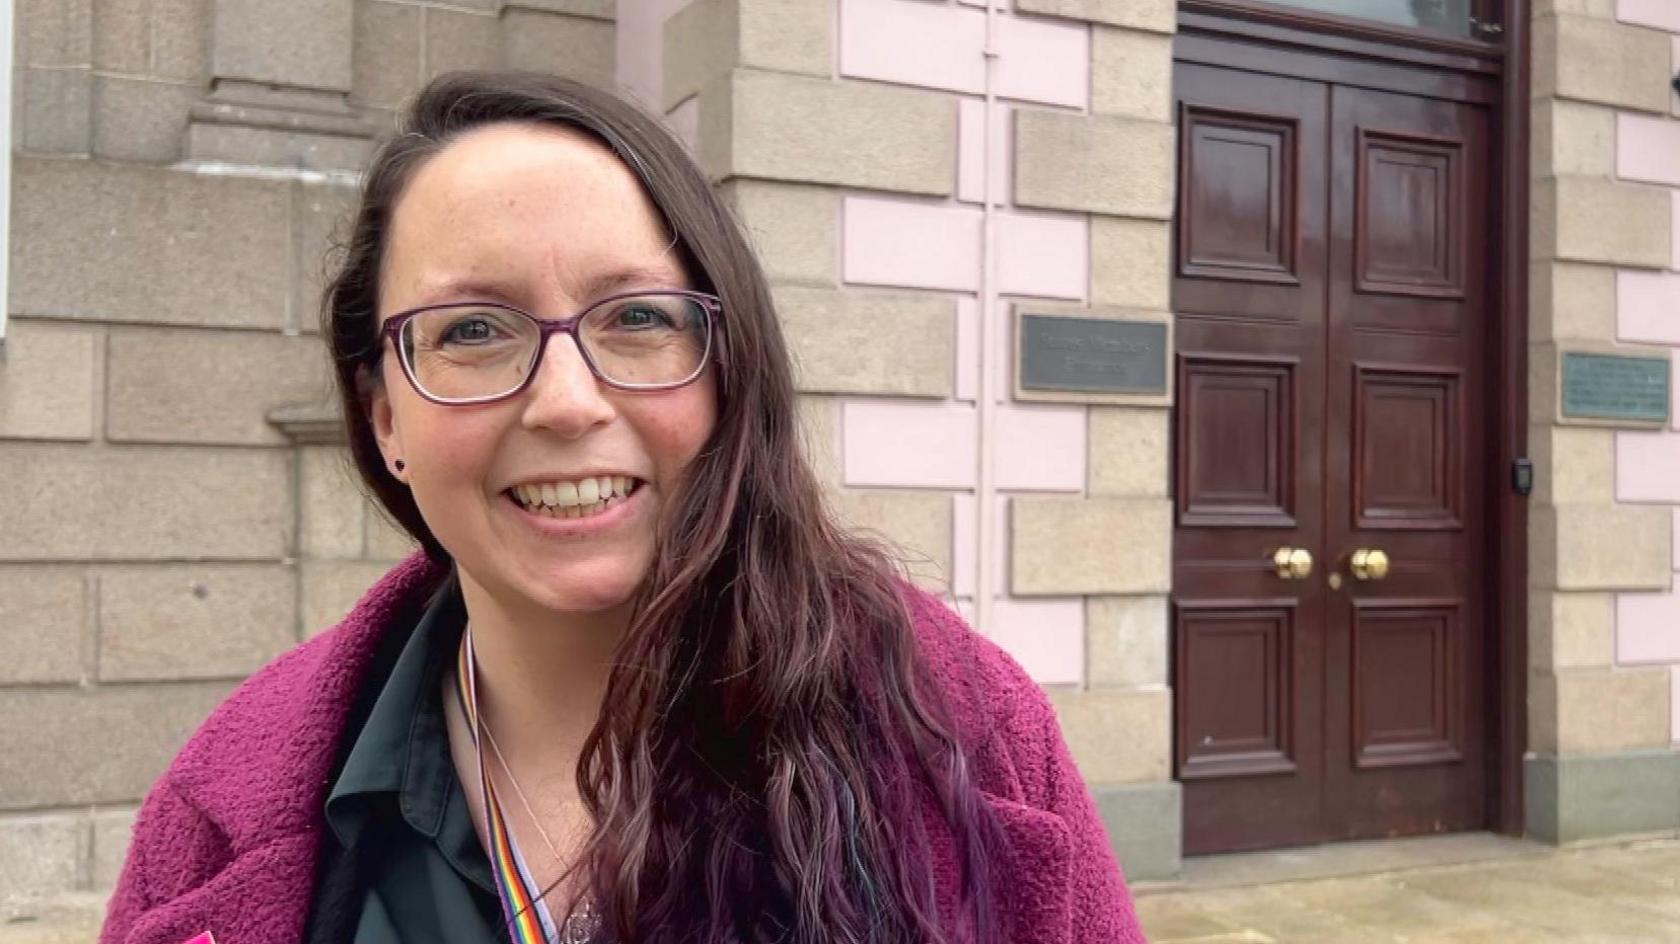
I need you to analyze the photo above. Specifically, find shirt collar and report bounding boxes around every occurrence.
[325,570,467,846]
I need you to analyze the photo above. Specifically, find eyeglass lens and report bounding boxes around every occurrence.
[398,295,711,400]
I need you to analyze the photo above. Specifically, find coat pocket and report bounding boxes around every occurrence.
[979,794,1073,944]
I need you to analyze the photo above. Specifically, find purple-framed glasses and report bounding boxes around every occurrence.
[378,290,721,405]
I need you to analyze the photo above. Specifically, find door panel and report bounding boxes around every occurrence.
[1173,63,1491,854]
[1324,84,1488,840]
[1173,63,1329,854]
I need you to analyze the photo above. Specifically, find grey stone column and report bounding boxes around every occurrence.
[184,0,378,171]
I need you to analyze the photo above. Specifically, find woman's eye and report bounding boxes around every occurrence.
[441,317,496,344]
[614,305,671,329]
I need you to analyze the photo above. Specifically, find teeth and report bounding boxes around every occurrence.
[511,475,637,513]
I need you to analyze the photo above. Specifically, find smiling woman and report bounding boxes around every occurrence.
[96,73,1146,944]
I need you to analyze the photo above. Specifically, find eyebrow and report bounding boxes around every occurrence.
[419,264,687,309]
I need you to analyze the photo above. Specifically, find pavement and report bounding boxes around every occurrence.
[5,834,1678,943]
[1134,833,1680,943]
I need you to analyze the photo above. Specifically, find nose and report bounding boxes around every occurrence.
[519,332,615,438]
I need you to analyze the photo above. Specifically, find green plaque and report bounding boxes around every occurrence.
[1560,353,1670,424]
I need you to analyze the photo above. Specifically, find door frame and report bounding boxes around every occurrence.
[1173,0,1530,838]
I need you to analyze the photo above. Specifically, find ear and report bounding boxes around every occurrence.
[363,363,409,484]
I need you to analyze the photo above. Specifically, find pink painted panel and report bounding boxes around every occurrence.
[1619,0,1680,32]
[994,402,1087,491]
[952,493,1013,596]
[614,0,697,109]
[1617,590,1680,664]
[1616,429,1680,502]
[988,597,1085,685]
[1674,508,1680,570]
[958,99,1012,206]
[1617,270,1680,345]
[843,197,983,292]
[953,492,977,598]
[992,297,1013,403]
[995,14,1090,109]
[1615,114,1680,187]
[842,400,978,488]
[838,0,986,94]
[997,211,1089,300]
[956,296,979,401]
[1673,191,1680,271]
[1673,666,1680,744]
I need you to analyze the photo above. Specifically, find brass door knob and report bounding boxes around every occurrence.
[1350,548,1390,581]
[1271,547,1314,580]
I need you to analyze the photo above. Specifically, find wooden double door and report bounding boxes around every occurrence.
[1171,58,1493,854]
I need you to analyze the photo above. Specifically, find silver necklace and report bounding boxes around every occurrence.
[461,625,604,944]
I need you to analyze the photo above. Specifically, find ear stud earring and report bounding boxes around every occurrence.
[394,460,406,473]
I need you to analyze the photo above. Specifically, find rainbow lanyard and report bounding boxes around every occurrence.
[455,631,563,944]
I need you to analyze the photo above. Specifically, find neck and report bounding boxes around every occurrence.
[456,568,629,780]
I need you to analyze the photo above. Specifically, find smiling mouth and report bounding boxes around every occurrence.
[506,475,643,520]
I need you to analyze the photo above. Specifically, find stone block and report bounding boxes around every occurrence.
[1533,0,1615,14]
[293,178,359,334]
[1088,406,1169,497]
[299,446,365,558]
[1526,750,1680,843]
[1529,425,1614,504]
[1532,98,1615,179]
[507,0,613,17]
[720,179,837,286]
[0,567,87,685]
[93,0,149,73]
[1533,177,1672,269]
[698,70,956,197]
[105,327,332,446]
[150,0,211,82]
[1529,590,1614,670]
[1013,109,1173,220]
[0,321,99,441]
[1532,667,1671,754]
[424,7,499,78]
[1086,594,1168,689]
[301,559,392,635]
[19,67,93,154]
[365,507,420,561]
[1090,217,1171,310]
[97,563,297,682]
[1091,26,1171,122]
[0,813,84,901]
[829,489,952,592]
[1091,780,1181,881]
[184,120,376,175]
[1012,497,1171,596]
[351,0,421,110]
[0,443,292,561]
[212,0,354,92]
[0,683,232,807]
[21,0,93,68]
[502,9,615,88]
[12,158,292,329]
[91,808,138,891]
[1015,0,1175,33]
[1534,14,1671,114]
[1531,503,1673,592]
[771,287,954,398]
[796,395,840,486]
[92,76,197,164]
[1048,688,1171,784]
[1529,261,1617,342]
[663,0,832,109]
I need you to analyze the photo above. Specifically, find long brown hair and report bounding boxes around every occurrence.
[323,72,1001,944]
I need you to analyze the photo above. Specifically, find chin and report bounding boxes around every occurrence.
[518,557,646,615]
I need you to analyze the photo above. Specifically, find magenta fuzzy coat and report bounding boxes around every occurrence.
[99,553,1148,944]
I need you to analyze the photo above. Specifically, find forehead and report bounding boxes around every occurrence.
[380,122,681,310]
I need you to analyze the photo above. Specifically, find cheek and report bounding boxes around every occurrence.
[641,388,718,480]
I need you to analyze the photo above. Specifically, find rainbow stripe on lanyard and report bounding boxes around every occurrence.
[456,631,564,944]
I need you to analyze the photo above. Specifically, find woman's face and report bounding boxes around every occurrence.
[370,122,718,618]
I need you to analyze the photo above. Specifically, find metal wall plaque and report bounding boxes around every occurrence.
[1019,314,1169,395]
[1560,352,1671,424]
